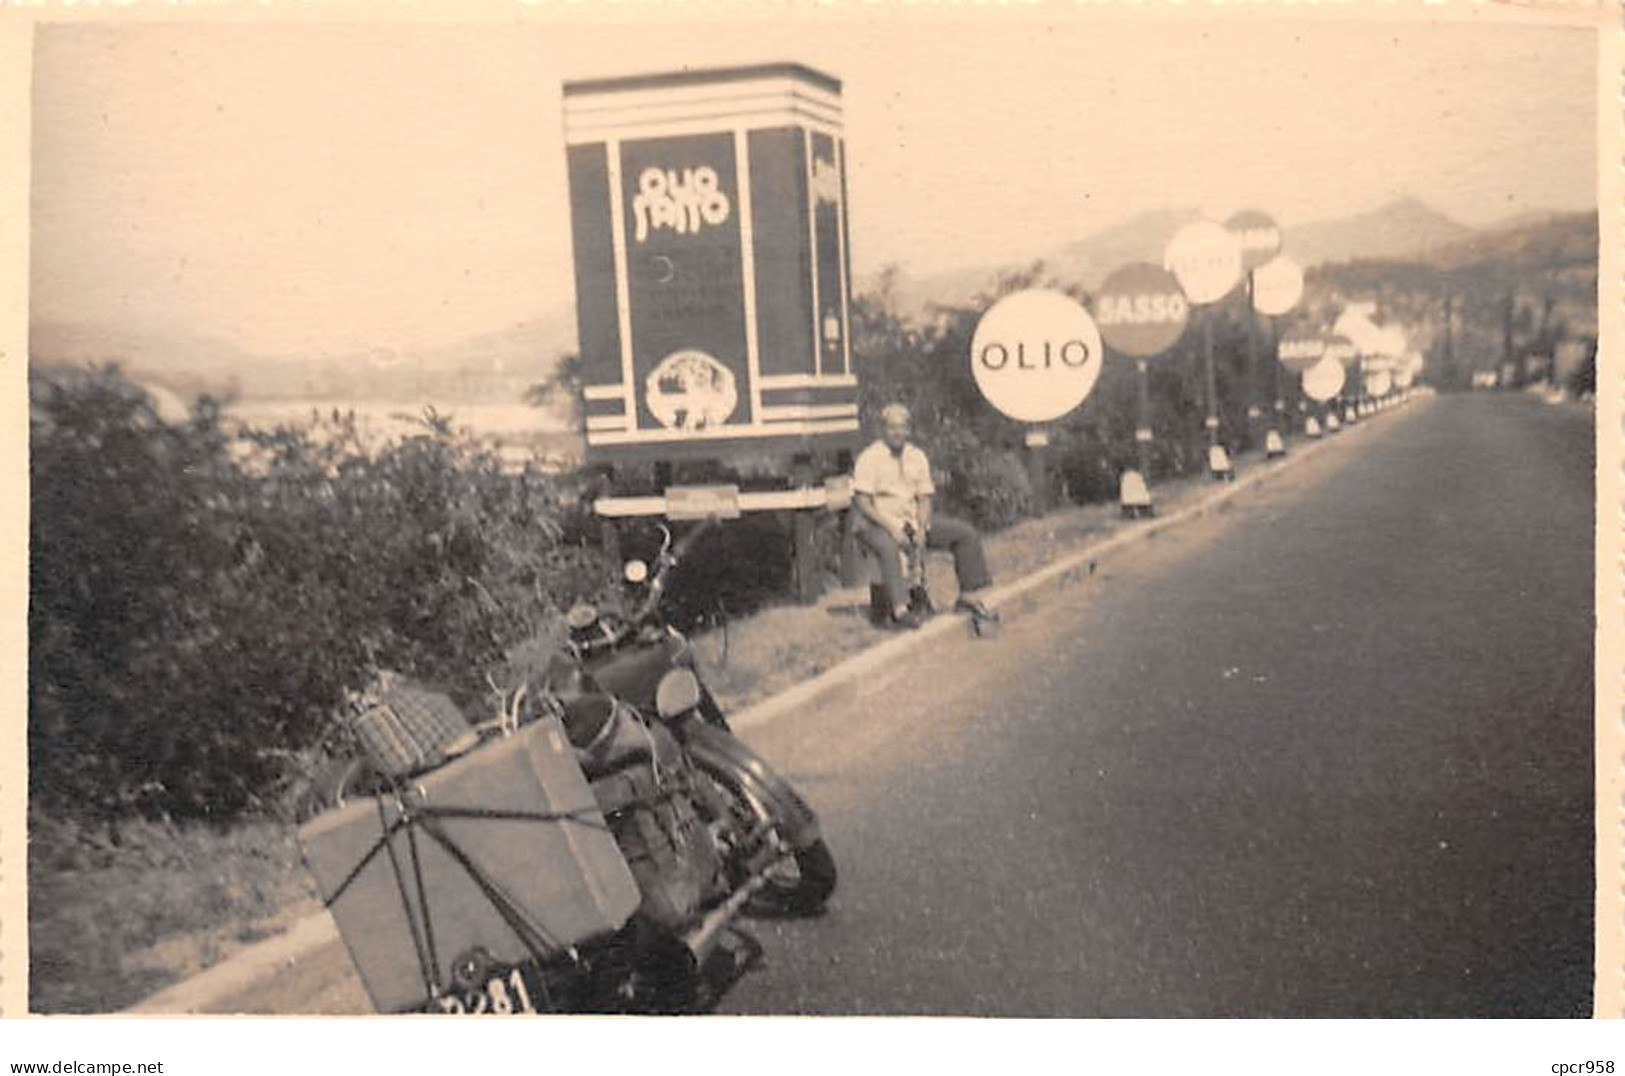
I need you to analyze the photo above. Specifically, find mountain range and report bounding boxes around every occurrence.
[870,197,1570,318]
[30,198,1593,405]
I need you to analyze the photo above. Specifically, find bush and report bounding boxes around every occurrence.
[29,366,612,823]
[949,451,1036,531]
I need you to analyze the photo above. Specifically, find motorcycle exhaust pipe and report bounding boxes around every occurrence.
[681,855,788,965]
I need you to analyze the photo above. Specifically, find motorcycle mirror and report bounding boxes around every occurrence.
[623,559,649,584]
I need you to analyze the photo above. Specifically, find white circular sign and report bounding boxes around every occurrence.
[1302,356,1347,402]
[646,349,739,429]
[1252,255,1304,317]
[1278,334,1326,373]
[1164,221,1242,306]
[970,290,1104,423]
[1225,209,1283,271]
[1323,335,1359,367]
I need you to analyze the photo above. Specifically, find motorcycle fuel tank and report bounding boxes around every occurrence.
[299,715,642,1013]
[589,634,689,713]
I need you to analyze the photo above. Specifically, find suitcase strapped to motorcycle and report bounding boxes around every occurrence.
[299,714,642,1013]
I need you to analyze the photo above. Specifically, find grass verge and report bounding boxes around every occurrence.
[28,812,321,1013]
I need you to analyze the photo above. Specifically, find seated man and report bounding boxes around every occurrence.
[852,404,995,629]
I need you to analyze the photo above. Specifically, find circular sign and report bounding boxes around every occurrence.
[1092,263,1190,358]
[1277,333,1326,373]
[646,349,739,430]
[1225,209,1283,271]
[970,289,1104,423]
[1302,356,1347,402]
[1252,255,1304,317]
[1323,335,1359,367]
[1164,221,1242,306]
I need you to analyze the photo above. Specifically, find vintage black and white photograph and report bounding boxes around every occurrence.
[8,1,1612,1030]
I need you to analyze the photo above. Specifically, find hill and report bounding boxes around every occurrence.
[30,305,579,409]
[866,198,1528,318]
[1284,197,1473,267]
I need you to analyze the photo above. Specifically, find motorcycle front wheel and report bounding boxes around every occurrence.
[686,730,836,916]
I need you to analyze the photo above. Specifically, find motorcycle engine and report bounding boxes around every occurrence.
[584,705,724,932]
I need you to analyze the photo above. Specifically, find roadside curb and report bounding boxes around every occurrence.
[124,908,338,1014]
[732,405,1383,731]
[122,400,1413,1013]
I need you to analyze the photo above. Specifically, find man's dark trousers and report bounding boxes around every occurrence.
[857,515,992,613]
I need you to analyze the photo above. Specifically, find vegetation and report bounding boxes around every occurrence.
[29,365,611,827]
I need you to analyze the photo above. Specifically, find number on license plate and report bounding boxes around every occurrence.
[434,967,538,1015]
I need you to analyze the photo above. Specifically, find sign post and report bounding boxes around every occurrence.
[1318,335,1356,430]
[1165,221,1242,479]
[1225,210,1283,449]
[1251,253,1305,442]
[970,290,1105,511]
[1092,262,1190,515]
[1280,331,1327,436]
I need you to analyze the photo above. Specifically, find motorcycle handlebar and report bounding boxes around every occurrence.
[668,516,716,563]
[603,516,717,645]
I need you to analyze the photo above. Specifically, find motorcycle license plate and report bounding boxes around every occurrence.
[432,965,544,1015]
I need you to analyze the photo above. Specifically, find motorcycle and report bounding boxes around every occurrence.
[298,517,836,1014]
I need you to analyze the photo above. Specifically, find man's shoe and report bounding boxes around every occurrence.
[890,610,924,630]
[954,596,998,621]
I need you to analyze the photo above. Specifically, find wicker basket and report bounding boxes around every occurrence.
[351,672,471,778]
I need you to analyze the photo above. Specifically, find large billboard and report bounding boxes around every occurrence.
[564,64,860,465]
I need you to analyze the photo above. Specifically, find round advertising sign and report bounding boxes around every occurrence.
[1093,263,1190,358]
[1164,221,1242,306]
[970,289,1104,423]
[1252,255,1304,317]
[1302,356,1347,402]
[1277,333,1326,373]
[1323,335,1359,367]
[1225,209,1283,271]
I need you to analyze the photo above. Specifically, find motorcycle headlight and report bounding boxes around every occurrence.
[654,668,702,718]
[624,559,648,584]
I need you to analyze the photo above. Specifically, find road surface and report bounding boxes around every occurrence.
[213,392,1596,1016]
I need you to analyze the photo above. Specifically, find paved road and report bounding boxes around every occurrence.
[220,392,1596,1016]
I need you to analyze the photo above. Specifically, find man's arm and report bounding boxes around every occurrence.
[856,492,906,541]
[916,493,933,537]
[853,491,886,530]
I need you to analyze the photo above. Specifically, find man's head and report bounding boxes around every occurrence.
[880,403,911,452]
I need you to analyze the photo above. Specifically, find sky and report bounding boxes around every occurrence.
[27,9,1600,357]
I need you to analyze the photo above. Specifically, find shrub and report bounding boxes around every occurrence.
[29,366,611,823]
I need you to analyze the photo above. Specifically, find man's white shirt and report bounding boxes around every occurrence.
[852,439,934,534]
